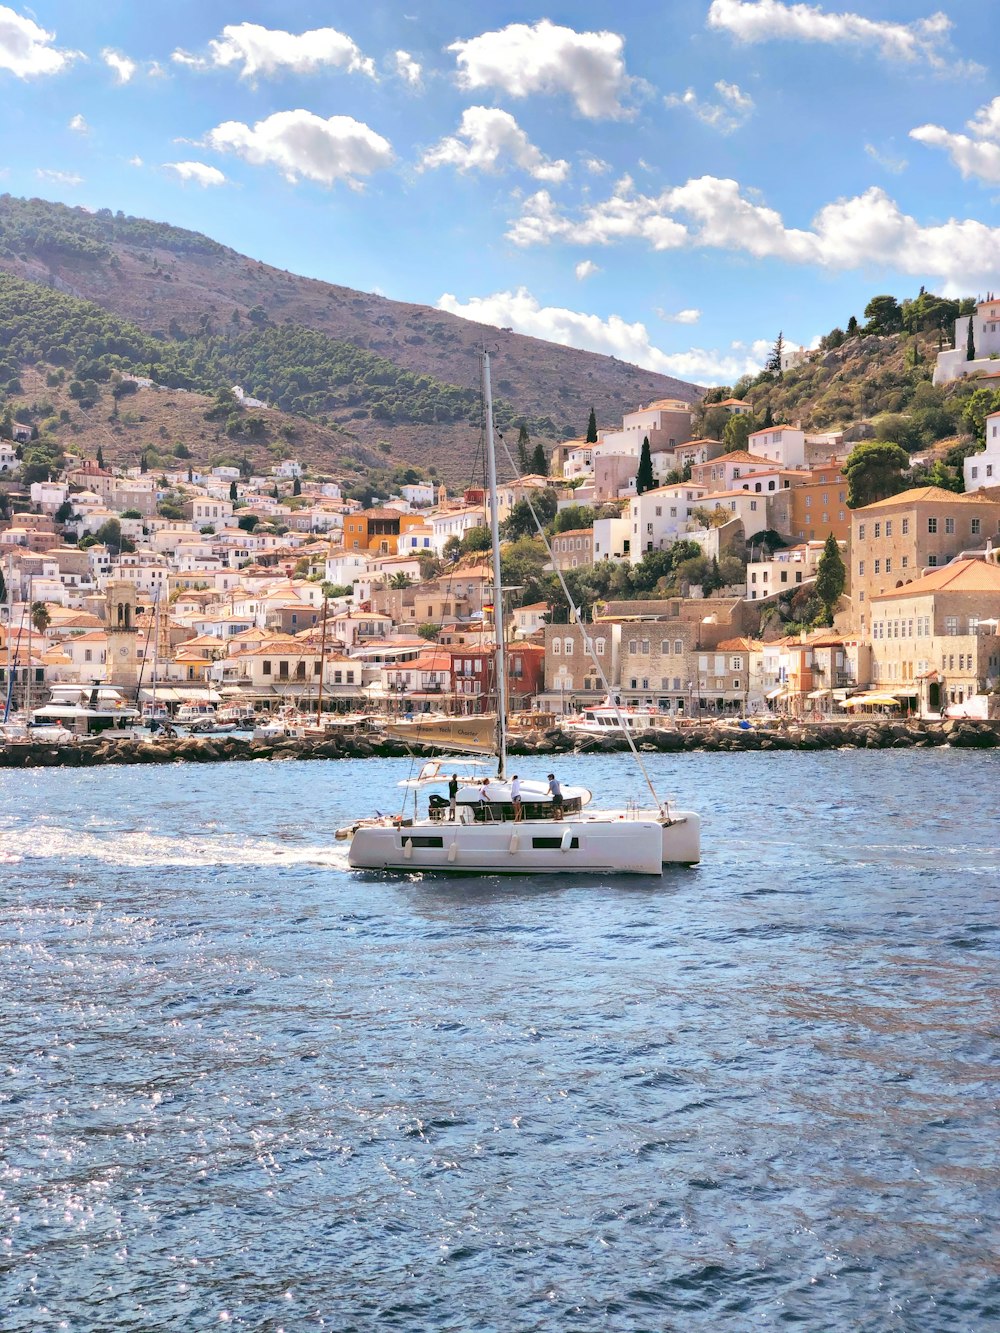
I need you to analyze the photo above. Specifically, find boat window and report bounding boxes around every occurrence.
[404,836,445,849]
[531,837,580,849]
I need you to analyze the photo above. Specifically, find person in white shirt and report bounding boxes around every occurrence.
[510,774,523,821]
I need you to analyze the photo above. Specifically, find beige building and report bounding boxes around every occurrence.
[851,486,1000,635]
[868,557,1000,714]
[551,527,594,570]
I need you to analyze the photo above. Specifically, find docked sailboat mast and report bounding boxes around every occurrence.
[481,348,509,780]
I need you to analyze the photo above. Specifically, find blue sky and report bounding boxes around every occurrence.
[1,1,998,385]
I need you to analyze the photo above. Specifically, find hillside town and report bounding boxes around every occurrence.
[3,303,1000,731]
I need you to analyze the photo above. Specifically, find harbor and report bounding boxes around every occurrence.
[1,714,997,767]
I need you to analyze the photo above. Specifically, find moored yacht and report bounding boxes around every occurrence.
[32,684,142,737]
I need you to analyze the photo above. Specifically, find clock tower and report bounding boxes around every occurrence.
[105,579,141,690]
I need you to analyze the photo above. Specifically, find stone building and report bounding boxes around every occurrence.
[850,487,1000,635]
[868,557,1000,714]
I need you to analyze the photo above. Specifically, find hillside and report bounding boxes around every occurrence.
[0,194,701,483]
[6,363,414,497]
[693,309,994,483]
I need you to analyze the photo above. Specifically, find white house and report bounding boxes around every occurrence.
[429,506,486,554]
[965,411,1000,492]
[233,385,269,410]
[325,549,371,588]
[593,515,631,561]
[0,441,20,473]
[628,484,708,563]
[401,482,435,507]
[746,426,806,469]
[746,541,829,601]
[934,298,1000,385]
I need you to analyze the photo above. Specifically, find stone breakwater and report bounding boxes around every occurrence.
[1,719,998,768]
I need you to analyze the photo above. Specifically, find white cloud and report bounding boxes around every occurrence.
[507,173,1000,287]
[68,113,88,135]
[128,156,143,168]
[864,142,907,173]
[583,155,611,174]
[394,49,421,87]
[664,80,754,133]
[575,259,600,279]
[969,96,1000,142]
[707,0,974,73]
[0,6,81,77]
[449,20,631,118]
[36,168,83,186]
[102,48,136,84]
[422,107,569,182]
[910,97,1000,184]
[164,160,227,187]
[660,308,702,324]
[205,109,394,188]
[173,22,375,81]
[436,286,765,384]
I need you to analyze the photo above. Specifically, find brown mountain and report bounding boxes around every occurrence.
[0,195,702,484]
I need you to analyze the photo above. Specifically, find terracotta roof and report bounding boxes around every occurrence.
[872,557,1000,599]
[858,486,1000,511]
[698,450,780,465]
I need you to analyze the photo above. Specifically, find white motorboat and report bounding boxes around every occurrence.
[563,699,664,737]
[343,350,700,874]
[32,684,143,738]
[176,702,217,726]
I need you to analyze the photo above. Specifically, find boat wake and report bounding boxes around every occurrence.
[0,825,351,871]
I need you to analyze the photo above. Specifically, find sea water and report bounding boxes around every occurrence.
[1,751,998,1331]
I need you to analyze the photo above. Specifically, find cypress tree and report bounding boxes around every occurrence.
[966,312,976,361]
[229,480,238,501]
[586,407,598,444]
[636,436,655,494]
[517,425,531,473]
[96,446,105,469]
[530,441,548,476]
[815,533,846,625]
[761,403,774,429]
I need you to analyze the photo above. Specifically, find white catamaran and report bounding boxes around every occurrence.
[342,350,700,875]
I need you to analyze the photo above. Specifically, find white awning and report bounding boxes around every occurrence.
[766,686,787,700]
[138,686,222,704]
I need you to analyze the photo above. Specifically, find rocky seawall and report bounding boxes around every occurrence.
[1,719,998,768]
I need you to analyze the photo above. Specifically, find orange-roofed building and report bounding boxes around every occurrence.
[868,558,1000,715]
[850,486,1000,634]
[343,507,425,555]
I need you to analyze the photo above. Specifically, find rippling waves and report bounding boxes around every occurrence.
[1,752,998,1331]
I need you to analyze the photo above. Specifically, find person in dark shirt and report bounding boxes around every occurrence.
[547,773,563,819]
[448,773,458,821]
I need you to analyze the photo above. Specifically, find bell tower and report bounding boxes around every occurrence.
[105,579,141,690]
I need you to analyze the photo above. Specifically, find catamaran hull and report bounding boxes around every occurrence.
[348,815,698,875]
[661,811,700,865]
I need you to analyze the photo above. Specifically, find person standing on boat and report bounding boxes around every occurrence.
[547,774,564,819]
[510,774,523,822]
[448,773,458,821]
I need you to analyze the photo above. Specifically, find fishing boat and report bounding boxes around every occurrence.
[342,350,700,874]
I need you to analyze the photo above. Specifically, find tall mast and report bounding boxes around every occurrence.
[3,554,12,721]
[482,349,508,779]
[316,594,328,723]
[25,573,32,715]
